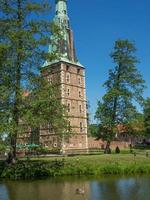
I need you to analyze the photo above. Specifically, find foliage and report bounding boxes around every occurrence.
[1,154,150,179]
[115,146,120,153]
[134,144,150,150]
[0,0,70,157]
[88,124,99,137]
[144,98,150,137]
[1,159,65,179]
[95,39,145,141]
[125,113,145,136]
[35,146,61,155]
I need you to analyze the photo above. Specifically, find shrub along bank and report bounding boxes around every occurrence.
[0,154,150,180]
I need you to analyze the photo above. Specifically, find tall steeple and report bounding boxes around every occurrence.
[43,0,82,67]
[54,0,69,28]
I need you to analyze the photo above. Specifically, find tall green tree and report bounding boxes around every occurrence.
[0,0,70,158]
[95,39,145,143]
[144,98,150,137]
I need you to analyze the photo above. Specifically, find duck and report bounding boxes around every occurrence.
[75,188,85,195]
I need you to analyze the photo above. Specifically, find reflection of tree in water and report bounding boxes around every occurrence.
[3,177,150,200]
[116,177,150,200]
[0,183,9,200]
[90,177,150,200]
[5,177,90,200]
[5,181,41,200]
[90,178,120,200]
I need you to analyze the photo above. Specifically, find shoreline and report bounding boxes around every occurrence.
[0,154,150,180]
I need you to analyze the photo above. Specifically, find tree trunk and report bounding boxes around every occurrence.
[11,0,23,160]
[112,63,122,124]
[104,141,111,154]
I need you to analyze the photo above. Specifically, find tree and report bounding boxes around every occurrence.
[144,98,150,137]
[22,79,71,141]
[127,113,145,135]
[95,39,145,147]
[0,0,70,159]
[88,124,99,137]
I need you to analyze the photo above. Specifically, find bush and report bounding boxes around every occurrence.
[37,147,61,155]
[115,146,120,154]
[0,159,65,180]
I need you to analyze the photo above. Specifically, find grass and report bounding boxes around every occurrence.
[32,153,150,165]
[0,153,150,179]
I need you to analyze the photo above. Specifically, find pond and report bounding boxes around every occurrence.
[0,176,150,200]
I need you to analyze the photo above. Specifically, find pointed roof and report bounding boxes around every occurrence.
[43,0,83,68]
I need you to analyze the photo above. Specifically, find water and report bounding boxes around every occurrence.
[0,176,150,200]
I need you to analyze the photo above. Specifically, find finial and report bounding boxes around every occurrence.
[55,0,67,4]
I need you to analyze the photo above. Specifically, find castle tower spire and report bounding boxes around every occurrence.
[43,0,82,67]
[54,0,77,63]
[55,0,69,28]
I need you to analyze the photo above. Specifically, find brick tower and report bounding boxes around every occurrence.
[42,0,88,153]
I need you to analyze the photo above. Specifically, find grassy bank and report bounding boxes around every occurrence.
[0,154,150,180]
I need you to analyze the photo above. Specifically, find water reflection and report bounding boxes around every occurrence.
[0,176,150,200]
[90,177,150,200]
[0,182,9,200]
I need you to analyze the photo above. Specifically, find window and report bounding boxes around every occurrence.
[67,88,70,96]
[66,73,70,83]
[68,121,71,131]
[67,103,71,112]
[79,90,81,98]
[48,124,53,133]
[66,65,69,71]
[78,77,81,85]
[77,68,80,74]
[80,122,83,132]
[79,105,82,113]
[54,143,57,147]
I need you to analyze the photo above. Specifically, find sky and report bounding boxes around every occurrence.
[50,0,150,122]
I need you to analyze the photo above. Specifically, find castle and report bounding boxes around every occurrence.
[18,0,88,153]
[42,0,88,153]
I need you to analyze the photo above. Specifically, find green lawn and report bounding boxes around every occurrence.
[32,153,150,168]
[1,153,150,179]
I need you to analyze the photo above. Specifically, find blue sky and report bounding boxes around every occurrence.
[50,0,150,122]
